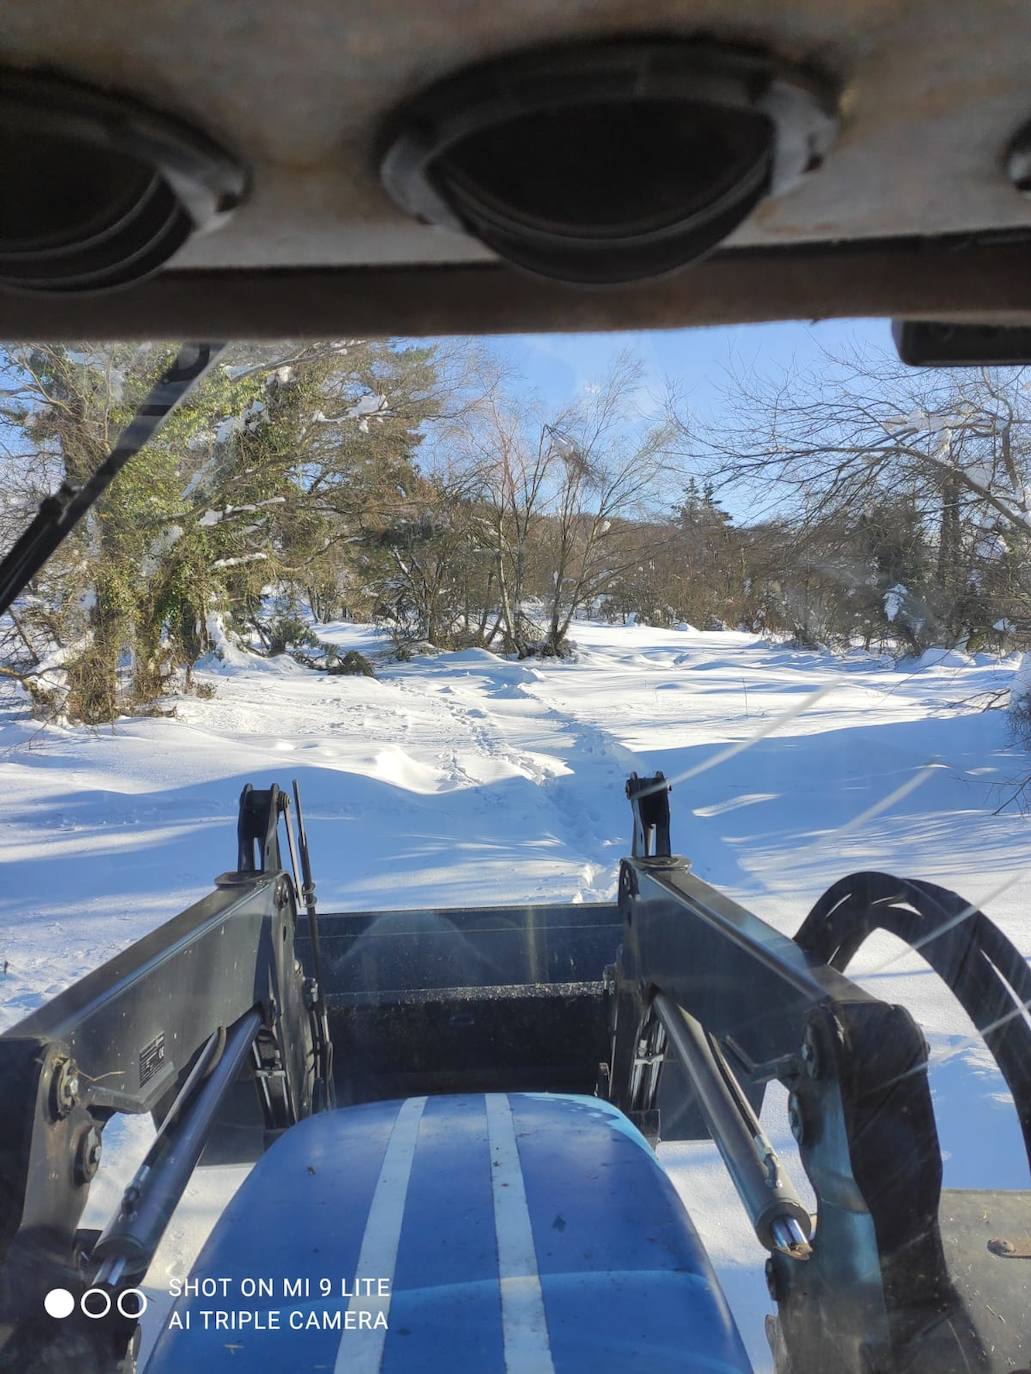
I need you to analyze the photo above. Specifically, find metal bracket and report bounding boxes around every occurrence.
[626,771,671,858]
[237,783,285,874]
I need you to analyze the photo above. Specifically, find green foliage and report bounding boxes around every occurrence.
[325,649,375,677]
[0,338,442,719]
[262,615,321,657]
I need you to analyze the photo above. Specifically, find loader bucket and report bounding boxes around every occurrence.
[295,901,621,1104]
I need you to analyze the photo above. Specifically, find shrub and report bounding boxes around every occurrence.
[786,624,824,651]
[325,648,375,677]
[262,615,320,657]
[290,644,376,676]
[517,638,577,661]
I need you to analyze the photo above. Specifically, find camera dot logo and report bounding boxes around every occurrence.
[117,1289,148,1319]
[43,1287,148,1319]
[82,1289,112,1319]
[43,1289,75,1320]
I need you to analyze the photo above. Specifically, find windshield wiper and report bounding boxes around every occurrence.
[0,341,224,616]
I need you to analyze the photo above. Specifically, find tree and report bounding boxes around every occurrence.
[0,344,268,719]
[458,353,677,655]
[670,345,1031,650]
[0,338,457,719]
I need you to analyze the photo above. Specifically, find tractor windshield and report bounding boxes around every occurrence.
[0,322,1027,1374]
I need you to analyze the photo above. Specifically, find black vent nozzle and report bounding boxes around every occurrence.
[0,69,247,295]
[380,39,838,286]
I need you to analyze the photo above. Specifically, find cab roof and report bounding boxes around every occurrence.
[3,0,1031,336]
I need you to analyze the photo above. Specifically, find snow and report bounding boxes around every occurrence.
[883,583,906,622]
[886,408,957,434]
[0,620,1028,1369]
[141,524,184,577]
[199,496,286,530]
[313,392,388,432]
[908,644,975,669]
[975,528,1009,561]
[214,414,243,445]
[1010,651,1031,709]
[209,551,269,570]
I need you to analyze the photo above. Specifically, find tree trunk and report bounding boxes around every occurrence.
[66,590,122,722]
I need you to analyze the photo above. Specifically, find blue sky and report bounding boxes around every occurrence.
[485,316,892,425]
[423,316,894,521]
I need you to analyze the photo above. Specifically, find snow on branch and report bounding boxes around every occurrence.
[312,392,390,432]
[211,552,269,570]
[198,498,287,529]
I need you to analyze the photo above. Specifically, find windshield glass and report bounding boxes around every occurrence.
[0,320,1027,1372]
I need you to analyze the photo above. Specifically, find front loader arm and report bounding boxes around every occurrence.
[608,772,1031,1374]
[0,785,318,1372]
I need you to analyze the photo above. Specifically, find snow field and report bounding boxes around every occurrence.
[0,620,1027,1369]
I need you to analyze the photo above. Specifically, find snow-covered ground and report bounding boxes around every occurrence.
[0,621,1028,1369]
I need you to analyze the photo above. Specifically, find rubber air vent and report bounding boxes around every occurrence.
[0,69,247,295]
[379,39,838,286]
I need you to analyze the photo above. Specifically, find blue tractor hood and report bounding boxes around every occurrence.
[146,1091,753,1373]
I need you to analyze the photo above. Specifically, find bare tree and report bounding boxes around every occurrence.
[669,344,1031,646]
[673,345,1031,532]
[458,390,560,655]
[458,352,676,655]
[538,358,677,652]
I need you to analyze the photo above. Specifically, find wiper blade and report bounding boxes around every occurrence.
[0,341,224,617]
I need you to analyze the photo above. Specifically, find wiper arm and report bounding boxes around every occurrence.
[0,341,224,617]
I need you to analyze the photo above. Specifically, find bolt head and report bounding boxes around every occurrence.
[989,1236,1016,1256]
[75,1124,102,1183]
[51,1056,81,1118]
